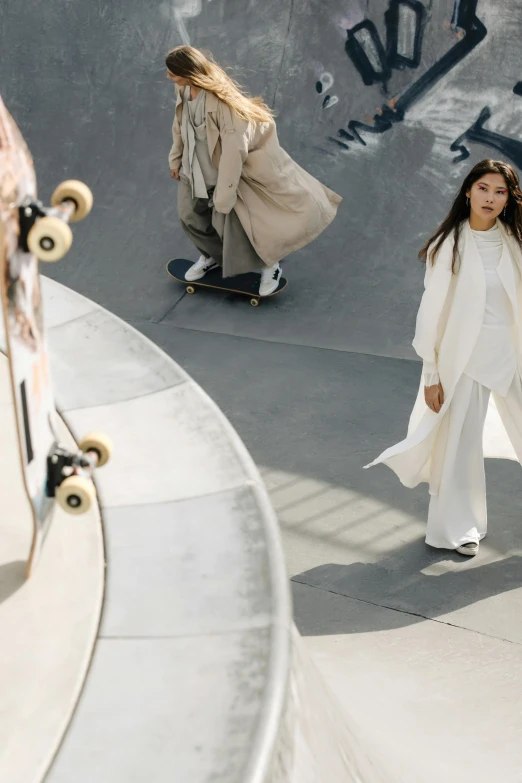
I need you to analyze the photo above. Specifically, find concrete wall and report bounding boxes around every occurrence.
[1,1,521,359]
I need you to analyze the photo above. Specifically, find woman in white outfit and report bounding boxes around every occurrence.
[166,46,341,296]
[366,159,522,557]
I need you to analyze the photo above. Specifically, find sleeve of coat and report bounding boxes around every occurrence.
[168,95,183,171]
[423,361,440,386]
[213,105,249,214]
[411,241,453,367]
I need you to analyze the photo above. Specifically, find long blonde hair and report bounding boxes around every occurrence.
[165,46,274,124]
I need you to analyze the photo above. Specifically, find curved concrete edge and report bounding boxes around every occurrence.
[0,352,104,783]
[41,277,294,783]
[288,627,397,783]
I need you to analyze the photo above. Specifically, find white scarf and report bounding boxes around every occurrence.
[180,88,209,199]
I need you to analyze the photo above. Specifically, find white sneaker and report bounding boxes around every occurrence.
[259,263,282,296]
[456,541,479,557]
[185,255,219,281]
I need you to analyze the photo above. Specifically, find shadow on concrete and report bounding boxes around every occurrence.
[131,324,522,641]
[0,561,26,605]
[290,456,522,637]
[134,322,429,520]
[291,546,522,636]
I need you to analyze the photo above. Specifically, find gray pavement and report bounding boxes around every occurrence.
[136,324,522,638]
[136,323,522,783]
[3,0,522,779]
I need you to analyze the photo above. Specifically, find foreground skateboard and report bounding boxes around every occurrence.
[167,258,287,306]
[0,96,113,578]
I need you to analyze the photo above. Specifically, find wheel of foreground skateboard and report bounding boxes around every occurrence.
[250,298,260,307]
[79,432,113,467]
[51,179,93,222]
[27,216,73,261]
[57,475,96,515]
[186,285,196,294]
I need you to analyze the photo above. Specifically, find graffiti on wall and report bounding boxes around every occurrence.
[451,98,522,169]
[345,0,428,88]
[166,0,522,172]
[316,72,339,109]
[327,0,488,154]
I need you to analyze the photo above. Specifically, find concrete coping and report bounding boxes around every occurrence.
[24,277,294,782]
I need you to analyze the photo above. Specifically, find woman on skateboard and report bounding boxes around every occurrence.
[166,46,341,296]
[366,159,522,557]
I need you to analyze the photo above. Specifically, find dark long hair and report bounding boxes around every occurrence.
[419,159,522,272]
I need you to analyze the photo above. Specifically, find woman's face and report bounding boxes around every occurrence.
[167,69,191,88]
[466,173,509,223]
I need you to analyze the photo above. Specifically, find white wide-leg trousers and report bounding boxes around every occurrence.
[426,372,522,550]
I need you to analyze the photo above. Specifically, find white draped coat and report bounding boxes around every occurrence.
[365,220,522,492]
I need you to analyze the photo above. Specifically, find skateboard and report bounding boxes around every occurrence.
[0,95,113,578]
[166,258,287,306]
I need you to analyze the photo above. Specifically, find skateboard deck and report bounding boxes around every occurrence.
[0,95,111,578]
[167,258,287,306]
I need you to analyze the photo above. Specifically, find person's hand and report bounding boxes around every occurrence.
[424,383,444,413]
[170,168,180,180]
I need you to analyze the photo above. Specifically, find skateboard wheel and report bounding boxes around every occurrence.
[27,216,73,261]
[57,475,96,515]
[250,298,260,307]
[51,180,93,222]
[186,285,195,294]
[79,432,113,467]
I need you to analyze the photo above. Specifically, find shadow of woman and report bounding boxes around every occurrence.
[292,538,522,637]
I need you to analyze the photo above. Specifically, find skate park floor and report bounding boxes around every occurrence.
[3,0,522,776]
[133,309,522,783]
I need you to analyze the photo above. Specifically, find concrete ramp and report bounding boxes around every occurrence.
[2,2,522,781]
[2,2,522,358]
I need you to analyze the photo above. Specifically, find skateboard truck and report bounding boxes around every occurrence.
[19,196,79,251]
[17,180,93,262]
[46,433,112,515]
[47,445,95,496]
[18,200,47,252]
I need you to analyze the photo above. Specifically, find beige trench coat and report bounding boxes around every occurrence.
[365,220,522,491]
[169,88,342,265]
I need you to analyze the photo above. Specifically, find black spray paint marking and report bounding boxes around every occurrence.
[345,19,392,87]
[328,136,351,149]
[386,0,427,70]
[323,95,339,109]
[316,72,338,109]
[333,0,486,149]
[450,105,522,169]
[316,72,334,93]
[451,0,462,26]
[345,0,427,88]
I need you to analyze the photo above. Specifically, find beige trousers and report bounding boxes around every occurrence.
[177,179,267,278]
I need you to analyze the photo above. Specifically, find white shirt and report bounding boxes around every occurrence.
[464,224,517,395]
[424,223,517,396]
